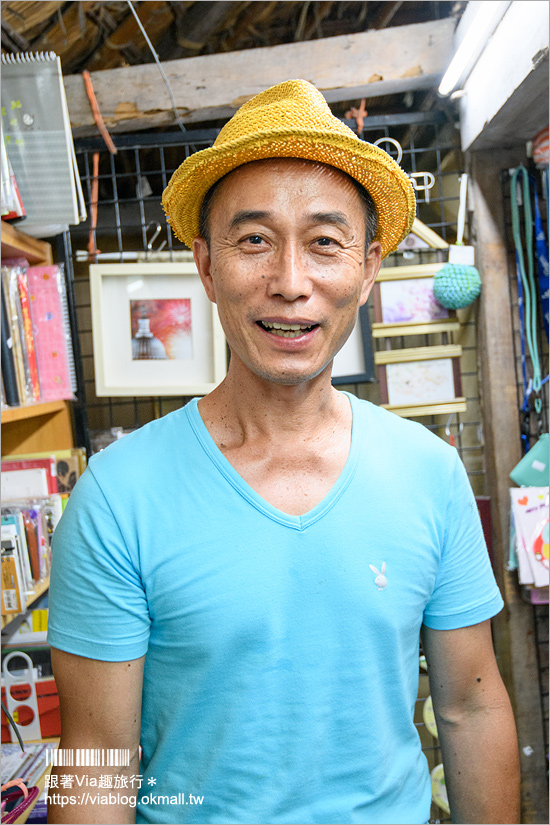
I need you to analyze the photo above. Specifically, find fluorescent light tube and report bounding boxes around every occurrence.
[438,1,511,97]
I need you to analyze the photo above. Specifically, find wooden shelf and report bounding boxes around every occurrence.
[1,399,68,424]
[1,220,52,265]
[1,576,50,630]
[1,232,65,645]
[1,400,73,455]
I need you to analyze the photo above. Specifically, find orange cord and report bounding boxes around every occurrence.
[82,70,117,155]
[87,151,100,260]
[82,70,117,260]
[345,99,368,135]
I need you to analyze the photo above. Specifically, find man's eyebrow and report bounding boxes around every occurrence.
[309,211,351,228]
[228,210,271,231]
[228,210,353,232]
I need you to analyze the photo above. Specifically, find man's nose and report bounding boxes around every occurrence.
[266,242,313,301]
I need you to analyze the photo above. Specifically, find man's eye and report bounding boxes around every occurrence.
[244,235,264,245]
[315,237,337,247]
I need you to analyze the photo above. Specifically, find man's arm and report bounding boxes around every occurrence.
[47,648,145,825]
[421,620,520,824]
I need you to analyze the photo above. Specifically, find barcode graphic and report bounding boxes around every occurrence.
[3,591,17,611]
[47,749,130,767]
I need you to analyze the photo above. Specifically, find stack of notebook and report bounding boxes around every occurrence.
[1,51,86,237]
[1,258,77,406]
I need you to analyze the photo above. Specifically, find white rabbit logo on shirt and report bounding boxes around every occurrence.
[369,562,387,590]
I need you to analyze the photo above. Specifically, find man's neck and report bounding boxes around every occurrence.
[197,358,348,449]
[197,357,353,516]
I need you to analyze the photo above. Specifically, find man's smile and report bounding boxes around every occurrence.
[257,319,320,339]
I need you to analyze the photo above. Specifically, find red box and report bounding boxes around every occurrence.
[1,678,60,741]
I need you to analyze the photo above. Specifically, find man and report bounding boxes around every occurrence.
[48,80,519,825]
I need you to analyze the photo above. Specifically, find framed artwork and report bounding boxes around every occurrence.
[372,264,460,338]
[89,263,227,396]
[375,345,466,418]
[332,304,376,385]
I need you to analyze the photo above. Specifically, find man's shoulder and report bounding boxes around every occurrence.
[87,402,197,482]
[351,394,457,467]
[353,395,451,445]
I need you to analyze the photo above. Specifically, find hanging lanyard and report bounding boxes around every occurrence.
[531,174,549,341]
[515,249,531,454]
[510,166,542,414]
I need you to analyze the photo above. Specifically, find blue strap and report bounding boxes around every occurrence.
[531,174,549,340]
[516,248,532,454]
[515,250,529,400]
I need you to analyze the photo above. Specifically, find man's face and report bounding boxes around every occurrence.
[193,158,382,386]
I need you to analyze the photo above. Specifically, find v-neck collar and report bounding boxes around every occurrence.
[185,392,361,531]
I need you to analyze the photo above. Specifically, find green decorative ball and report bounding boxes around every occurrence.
[433,264,482,309]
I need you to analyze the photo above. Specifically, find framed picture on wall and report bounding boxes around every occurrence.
[374,345,467,418]
[372,263,460,338]
[332,303,376,385]
[89,263,227,396]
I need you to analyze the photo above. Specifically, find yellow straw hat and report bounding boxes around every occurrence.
[162,79,416,258]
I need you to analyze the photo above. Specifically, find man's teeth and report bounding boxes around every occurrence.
[261,321,314,338]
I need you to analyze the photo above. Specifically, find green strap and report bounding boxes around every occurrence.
[510,166,542,413]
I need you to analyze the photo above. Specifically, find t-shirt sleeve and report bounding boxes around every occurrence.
[47,464,150,661]
[423,450,504,630]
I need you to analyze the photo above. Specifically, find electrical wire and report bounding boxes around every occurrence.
[126,1,186,133]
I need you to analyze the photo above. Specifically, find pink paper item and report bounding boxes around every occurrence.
[26,265,73,401]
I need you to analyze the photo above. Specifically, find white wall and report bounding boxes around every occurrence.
[458,0,549,150]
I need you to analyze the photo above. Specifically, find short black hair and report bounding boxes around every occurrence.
[198,163,378,252]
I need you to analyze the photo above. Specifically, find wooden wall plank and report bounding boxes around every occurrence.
[470,148,548,825]
[64,17,455,135]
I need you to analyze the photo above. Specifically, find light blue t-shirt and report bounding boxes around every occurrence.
[48,393,503,824]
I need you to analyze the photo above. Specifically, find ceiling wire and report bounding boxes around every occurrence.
[126,0,186,132]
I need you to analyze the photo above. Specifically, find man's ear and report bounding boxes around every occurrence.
[193,237,217,304]
[359,240,382,306]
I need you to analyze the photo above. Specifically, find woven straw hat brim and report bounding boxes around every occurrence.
[162,127,416,259]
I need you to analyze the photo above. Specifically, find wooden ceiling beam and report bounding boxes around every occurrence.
[302,0,335,41]
[28,2,100,62]
[0,1,66,40]
[83,1,175,73]
[63,16,455,136]
[370,1,405,30]
[220,1,279,52]
[1,17,31,51]
[168,1,240,57]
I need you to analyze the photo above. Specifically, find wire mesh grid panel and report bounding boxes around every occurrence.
[71,113,481,491]
[345,113,484,499]
[69,129,223,441]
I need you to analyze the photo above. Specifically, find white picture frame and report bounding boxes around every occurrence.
[374,345,466,418]
[89,263,227,396]
[372,263,459,338]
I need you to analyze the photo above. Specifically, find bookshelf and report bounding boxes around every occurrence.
[1,577,50,631]
[1,223,74,456]
[1,224,72,633]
